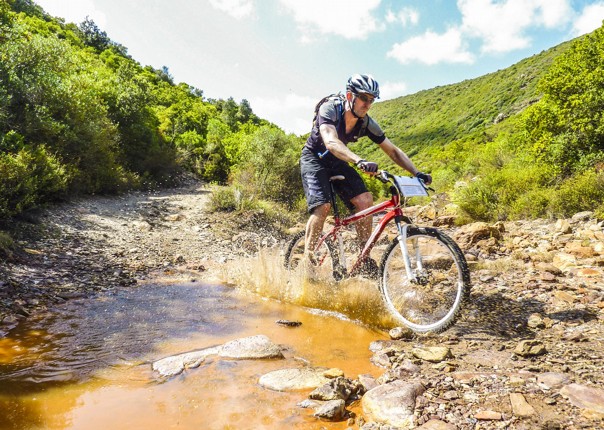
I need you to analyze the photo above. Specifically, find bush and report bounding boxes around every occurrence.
[548,169,604,217]
[209,185,257,212]
[0,231,15,259]
[0,145,70,218]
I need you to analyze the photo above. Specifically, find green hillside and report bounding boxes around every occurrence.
[370,42,571,159]
[352,32,604,221]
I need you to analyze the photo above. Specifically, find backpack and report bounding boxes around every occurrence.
[312,93,368,140]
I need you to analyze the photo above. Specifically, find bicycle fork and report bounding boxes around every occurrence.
[395,219,422,284]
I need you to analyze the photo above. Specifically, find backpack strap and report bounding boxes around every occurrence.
[312,93,369,141]
[312,93,345,128]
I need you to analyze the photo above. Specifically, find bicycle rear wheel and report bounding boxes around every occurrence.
[283,231,341,282]
[379,226,470,333]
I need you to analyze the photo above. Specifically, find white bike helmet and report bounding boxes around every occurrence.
[346,74,380,99]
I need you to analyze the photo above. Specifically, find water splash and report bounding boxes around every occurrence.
[221,247,398,329]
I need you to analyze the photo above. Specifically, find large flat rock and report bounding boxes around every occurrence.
[258,367,330,391]
[152,335,283,378]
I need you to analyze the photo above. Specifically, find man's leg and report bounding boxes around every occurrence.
[350,191,379,278]
[305,202,331,262]
[350,191,373,248]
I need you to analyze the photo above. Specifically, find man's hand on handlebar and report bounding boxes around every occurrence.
[356,159,378,174]
[415,171,432,185]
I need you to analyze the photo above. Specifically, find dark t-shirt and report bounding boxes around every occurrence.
[304,97,386,154]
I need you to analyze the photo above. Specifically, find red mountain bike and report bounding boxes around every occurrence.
[284,170,471,333]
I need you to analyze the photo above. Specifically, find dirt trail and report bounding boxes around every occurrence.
[0,179,285,333]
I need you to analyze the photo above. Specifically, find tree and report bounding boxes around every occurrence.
[78,16,110,51]
[524,23,604,174]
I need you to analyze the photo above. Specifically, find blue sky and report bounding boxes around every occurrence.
[35,0,604,135]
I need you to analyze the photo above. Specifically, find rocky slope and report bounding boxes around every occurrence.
[0,179,603,429]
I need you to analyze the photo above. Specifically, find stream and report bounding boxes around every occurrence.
[0,276,388,429]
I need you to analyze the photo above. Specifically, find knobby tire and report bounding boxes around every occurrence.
[379,226,470,333]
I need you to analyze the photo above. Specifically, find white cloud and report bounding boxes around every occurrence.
[458,0,572,53]
[379,81,408,100]
[278,0,383,41]
[252,93,317,135]
[34,0,107,27]
[387,28,474,65]
[387,0,575,66]
[208,0,254,20]
[572,2,604,36]
[385,7,419,27]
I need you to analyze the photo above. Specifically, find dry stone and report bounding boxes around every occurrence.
[362,381,425,429]
[412,346,453,363]
[510,392,536,417]
[560,383,604,414]
[514,339,547,357]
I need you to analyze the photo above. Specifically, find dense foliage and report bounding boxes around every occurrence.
[0,0,303,220]
[1,0,603,223]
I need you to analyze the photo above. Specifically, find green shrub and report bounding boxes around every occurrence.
[209,185,258,212]
[548,169,604,217]
[0,231,15,258]
[0,145,69,218]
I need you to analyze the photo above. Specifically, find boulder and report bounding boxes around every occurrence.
[219,334,284,359]
[362,380,425,428]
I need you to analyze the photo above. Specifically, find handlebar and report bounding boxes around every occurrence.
[375,170,434,194]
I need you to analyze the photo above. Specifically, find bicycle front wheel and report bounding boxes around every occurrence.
[283,231,341,282]
[379,226,470,333]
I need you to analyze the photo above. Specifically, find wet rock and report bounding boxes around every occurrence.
[312,399,346,421]
[297,399,322,409]
[258,367,330,391]
[309,377,357,401]
[362,380,425,428]
[275,319,302,327]
[152,345,221,377]
[152,335,283,377]
[389,326,413,340]
[322,368,345,378]
[358,374,378,392]
[369,339,407,353]
[219,335,284,359]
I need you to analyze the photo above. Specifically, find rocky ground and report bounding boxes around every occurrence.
[1,179,603,429]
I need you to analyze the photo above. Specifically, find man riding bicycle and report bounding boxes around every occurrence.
[300,74,432,276]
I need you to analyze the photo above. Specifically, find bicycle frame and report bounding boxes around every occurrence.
[315,173,410,277]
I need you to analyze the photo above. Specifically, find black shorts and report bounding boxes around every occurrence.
[300,147,369,214]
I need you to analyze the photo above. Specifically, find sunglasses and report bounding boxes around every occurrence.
[357,93,375,104]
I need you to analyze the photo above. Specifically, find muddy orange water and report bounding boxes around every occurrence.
[0,252,394,429]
